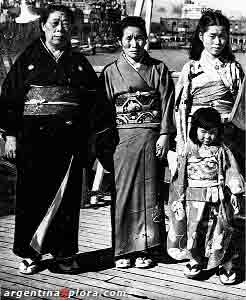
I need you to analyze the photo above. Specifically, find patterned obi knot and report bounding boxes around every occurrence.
[115,91,161,126]
[24,85,80,118]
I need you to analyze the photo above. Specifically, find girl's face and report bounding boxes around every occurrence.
[197,127,219,145]
[199,25,228,57]
[120,26,146,61]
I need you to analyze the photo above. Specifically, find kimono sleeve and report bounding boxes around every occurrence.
[86,62,118,171]
[83,59,115,135]
[220,145,245,195]
[158,63,175,135]
[230,76,245,130]
[174,62,193,154]
[0,53,26,137]
[175,61,192,110]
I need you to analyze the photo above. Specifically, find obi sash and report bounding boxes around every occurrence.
[191,81,234,122]
[187,155,219,182]
[186,154,222,203]
[24,85,81,119]
[115,91,161,128]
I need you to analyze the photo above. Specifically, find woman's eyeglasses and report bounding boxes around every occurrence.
[46,19,71,31]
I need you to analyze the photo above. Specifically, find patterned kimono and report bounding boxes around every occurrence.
[230,76,246,131]
[175,50,244,171]
[0,38,116,259]
[101,51,175,257]
[167,142,244,269]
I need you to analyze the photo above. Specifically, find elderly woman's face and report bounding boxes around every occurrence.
[41,11,72,49]
[120,26,146,61]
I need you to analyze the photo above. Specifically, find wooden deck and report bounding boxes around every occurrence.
[0,204,245,300]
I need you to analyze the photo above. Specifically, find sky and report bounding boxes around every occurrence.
[126,0,246,21]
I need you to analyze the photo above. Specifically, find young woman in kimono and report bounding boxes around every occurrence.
[174,10,244,174]
[167,108,244,284]
[100,16,175,269]
[0,5,117,274]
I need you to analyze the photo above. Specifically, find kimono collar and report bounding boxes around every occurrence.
[122,51,144,71]
[199,50,227,71]
[40,38,71,62]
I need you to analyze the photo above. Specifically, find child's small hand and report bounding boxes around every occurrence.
[230,194,240,215]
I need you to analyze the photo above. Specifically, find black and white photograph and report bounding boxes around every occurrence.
[0,0,245,299]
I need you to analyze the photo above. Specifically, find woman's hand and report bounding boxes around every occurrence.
[231,194,240,215]
[156,135,169,160]
[4,136,17,160]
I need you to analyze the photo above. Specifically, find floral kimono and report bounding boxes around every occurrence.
[167,141,244,269]
[101,51,175,257]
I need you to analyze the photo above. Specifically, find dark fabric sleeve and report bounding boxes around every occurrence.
[81,58,115,134]
[158,63,176,135]
[0,53,26,137]
[85,61,119,171]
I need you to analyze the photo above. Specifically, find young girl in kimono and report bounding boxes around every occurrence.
[167,107,244,284]
[175,9,245,174]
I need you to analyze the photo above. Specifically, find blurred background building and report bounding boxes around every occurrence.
[0,0,246,54]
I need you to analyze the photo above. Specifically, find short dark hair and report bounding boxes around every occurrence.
[117,16,147,40]
[40,5,74,26]
[189,107,223,145]
[189,9,234,61]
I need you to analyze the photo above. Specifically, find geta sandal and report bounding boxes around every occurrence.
[184,263,202,278]
[218,266,237,285]
[115,258,131,268]
[19,258,41,275]
[134,257,153,269]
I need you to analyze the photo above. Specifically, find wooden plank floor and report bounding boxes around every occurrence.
[0,204,245,300]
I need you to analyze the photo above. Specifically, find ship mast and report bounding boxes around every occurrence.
[134,0,153,50]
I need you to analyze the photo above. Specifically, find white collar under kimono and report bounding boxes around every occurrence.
[123,52,144,72]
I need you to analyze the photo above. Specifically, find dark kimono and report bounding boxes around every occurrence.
[0,38,116,259]
[101,52,175,257]
[167,142,244,269]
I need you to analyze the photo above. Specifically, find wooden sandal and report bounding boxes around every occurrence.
[184,263,202,278]
[218,266,237,285]
[115,258,131,268]
[19,258,41,275]
[134,257,153,268]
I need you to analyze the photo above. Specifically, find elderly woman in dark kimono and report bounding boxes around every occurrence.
[100,16,175,268]
[0,5,116,274]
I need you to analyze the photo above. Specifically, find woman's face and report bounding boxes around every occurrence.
[197,127,219,145]
[41,11,72,49]
[120,26,146,61]
[199,25,228,57]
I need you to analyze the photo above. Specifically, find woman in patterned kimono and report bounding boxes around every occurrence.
[167,10,245,284]
[167,108,244,284]
[0,5,116,274]
[100,16,175,268]
[174,9,244,172]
